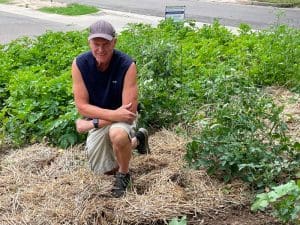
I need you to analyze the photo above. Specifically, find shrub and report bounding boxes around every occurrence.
[1,20,299,148]
[185,75,300,188]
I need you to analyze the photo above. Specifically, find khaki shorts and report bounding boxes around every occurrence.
[85,122,136,174]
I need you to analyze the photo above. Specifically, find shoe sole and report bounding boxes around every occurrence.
[138,128,150,154]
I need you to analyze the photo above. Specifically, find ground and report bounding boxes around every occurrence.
[0,133,283,225]
[2,86,299,224]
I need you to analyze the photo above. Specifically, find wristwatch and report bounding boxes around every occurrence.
[92,118,99,128]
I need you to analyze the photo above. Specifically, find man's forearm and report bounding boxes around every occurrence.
[76,118,112,133]
[76,102,136,124]
[76,103,114,122]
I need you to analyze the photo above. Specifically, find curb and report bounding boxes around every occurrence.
[250,1,297,8]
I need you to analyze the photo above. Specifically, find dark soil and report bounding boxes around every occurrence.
[197,205,283,225]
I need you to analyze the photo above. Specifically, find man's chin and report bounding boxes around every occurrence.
[96,57,108,64]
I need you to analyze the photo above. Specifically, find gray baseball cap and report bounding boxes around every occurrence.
[88,20,116,41]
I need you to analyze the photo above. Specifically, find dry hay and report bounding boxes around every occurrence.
[1,86,297,224]
[265,86,300,142]
[0,129,245,225]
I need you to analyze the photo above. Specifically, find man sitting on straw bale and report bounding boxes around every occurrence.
[71,20,150,198]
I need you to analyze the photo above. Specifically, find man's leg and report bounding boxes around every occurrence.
[86,126,118,174]
[109,127,134,174]
[135,128,150,154]
[83,120,150,197]
[109,123,137,197]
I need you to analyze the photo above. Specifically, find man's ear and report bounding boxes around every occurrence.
[113,38,117,46]
[88,40,92,48]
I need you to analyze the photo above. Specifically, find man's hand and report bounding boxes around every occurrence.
[76,119,94,133]
[75,103,136,133]
[113,103,137,124]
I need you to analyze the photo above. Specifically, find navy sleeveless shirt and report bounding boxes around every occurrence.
[76,50,133,110]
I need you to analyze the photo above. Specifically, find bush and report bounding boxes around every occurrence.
[0,31,88,147]
[0,20,299,148]
[185,75,300,188]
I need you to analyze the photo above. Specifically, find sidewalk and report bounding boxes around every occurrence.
[0,4,161,32]
[0,4,239,44]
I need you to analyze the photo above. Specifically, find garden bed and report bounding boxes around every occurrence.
[0,131,276,225]
[1,87,298,224]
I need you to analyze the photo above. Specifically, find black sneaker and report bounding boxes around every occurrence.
[135,128,150,154]
[111,172,131,198]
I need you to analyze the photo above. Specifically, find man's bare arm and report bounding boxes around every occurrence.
[122,62,138,114]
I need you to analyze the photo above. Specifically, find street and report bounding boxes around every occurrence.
[0,4,160,44]
[0,0,299,44]
[0,11,76,43]
[58,0,300,29]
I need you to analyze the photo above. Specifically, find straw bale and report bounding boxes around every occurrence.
[0,129,244,225]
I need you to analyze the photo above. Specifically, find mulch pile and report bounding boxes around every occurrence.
[0,129,246,225]
[2,86,299,224]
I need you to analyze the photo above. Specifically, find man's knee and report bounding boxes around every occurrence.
[109,127,130,148]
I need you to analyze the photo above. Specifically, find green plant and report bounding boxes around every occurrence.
[1,20,299,149]
[255,0,300,6]
[3,69,81,147]
[248,26,300,88]
[251,180,300,224]
[169,216,187,225]
[39,3,99,16]
[185,75,300,188]
[0,0,11,3]
[0,31,88,148]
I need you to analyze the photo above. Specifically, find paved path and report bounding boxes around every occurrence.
[0,1,299,44]
[0,11,75,43]
[59,0,300,29]
[0,4,161,44]
[0,3,239,44]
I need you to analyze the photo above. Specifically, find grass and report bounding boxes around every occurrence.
[39,3,99,16]
[254,0,300,6]
[0,0,11,3]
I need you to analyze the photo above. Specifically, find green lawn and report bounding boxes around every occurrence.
[0,0,11,3]
[39,3,99,16]
[254,0,300,5]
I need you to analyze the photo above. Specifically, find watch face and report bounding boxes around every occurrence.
[93,118,99,128]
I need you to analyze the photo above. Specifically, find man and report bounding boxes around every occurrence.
[72,20,150,198]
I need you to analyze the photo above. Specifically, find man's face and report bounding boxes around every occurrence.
[89,37,116,65]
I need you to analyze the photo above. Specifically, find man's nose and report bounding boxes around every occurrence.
[96,45,105,51]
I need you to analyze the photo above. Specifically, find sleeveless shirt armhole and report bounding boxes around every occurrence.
[75,56,83,70]
[75,53,89,75]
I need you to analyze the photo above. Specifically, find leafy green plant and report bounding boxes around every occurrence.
[0,0,11,4]
[39,3,99,16]
[118,20,300,129]
[3,69,81,147]
[185,75,300,188]
[251,180,300,224]
[0,31,88,148]
[1,20,299,149]
[168,216,187,225]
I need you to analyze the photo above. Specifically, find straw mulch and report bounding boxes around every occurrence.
[265,86,300,143]
[0,129,246,225]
